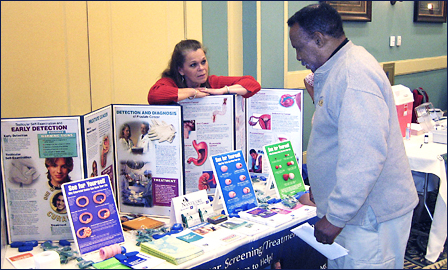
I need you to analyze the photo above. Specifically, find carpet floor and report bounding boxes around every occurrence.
[404,190,447,269]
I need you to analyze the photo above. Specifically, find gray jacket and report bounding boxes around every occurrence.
[307,41,418,228]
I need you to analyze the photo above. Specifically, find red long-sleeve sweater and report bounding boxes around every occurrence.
[147,75,261,105]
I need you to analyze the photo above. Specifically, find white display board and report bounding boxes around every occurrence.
[180,95,245,195]
[1,116,85,242]
[82,105,115,190]
[112,104,184,216]
[246,89,304,180]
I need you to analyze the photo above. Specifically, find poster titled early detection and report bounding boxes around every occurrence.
[263,141,306,199]
[1,117,84,242]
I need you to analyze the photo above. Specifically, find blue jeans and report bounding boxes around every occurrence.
[328,207,413,269]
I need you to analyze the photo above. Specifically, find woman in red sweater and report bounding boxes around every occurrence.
[148,39,261,105]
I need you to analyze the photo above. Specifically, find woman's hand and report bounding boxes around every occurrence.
[199,84,249,96]
[198,87,226,95]
[178,88,209,101]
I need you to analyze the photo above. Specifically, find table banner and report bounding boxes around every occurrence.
[193,216,326,269]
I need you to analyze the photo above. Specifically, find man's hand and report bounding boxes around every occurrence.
[314,215,343,245]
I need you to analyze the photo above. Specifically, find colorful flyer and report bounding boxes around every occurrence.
[210,150,258,216]
[62,175,124,255]
[263,141,306,199]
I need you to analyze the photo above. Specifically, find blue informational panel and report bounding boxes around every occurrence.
[62,175,124,255]
[210,150,258,216]
[192,216,326,269]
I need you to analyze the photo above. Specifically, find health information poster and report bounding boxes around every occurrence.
[263,140,306,198]
[1,117,84,242]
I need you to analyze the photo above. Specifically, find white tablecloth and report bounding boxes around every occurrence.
[404,134,447,262]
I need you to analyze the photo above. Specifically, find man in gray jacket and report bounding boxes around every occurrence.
[288,3,418,269]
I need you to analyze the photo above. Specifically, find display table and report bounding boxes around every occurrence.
[2,209,326,269]
[404,134,447,262]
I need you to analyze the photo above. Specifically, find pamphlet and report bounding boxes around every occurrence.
[218,217,269,236]
[170,190,212,227]
[140,235,204,265]
[6,253,35,269]
[176,229,223,252]
[188,222,246,245]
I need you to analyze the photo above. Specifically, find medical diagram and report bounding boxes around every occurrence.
[279,92,302,110]
[212,98,228,122]
[75,191,109,239]
[120,160,153,207]
[197,171,216,191]
[248,114,271,130]
[187,140,208,166]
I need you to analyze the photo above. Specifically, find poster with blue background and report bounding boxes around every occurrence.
[210,150,258,216]
[62,175,124,255]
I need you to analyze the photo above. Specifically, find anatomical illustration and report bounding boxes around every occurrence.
[198,171,216,191]
[183,120,195,139]
[187,140,208,166]
[212,98,228,123]
[248,114,271,130]
[279,92,302,111]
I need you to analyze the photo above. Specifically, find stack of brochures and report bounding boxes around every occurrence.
[239,205,316,227]
[218,218,269,236]
[175,229,223,252]
[188,222,246,246]
[140,235,204,265]
[238,207,293,227]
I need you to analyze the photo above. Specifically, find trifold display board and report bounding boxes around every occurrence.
[246,89,303,180]
[1,104,184,243]
[179,94,245,195]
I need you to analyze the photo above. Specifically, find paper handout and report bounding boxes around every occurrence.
[290,222,348,260]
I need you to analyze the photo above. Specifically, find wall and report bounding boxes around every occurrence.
[1,1,186,118]
[1,1,446,148]
[202,1,447,150]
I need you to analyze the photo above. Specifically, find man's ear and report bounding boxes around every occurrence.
[313,32,325,48]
